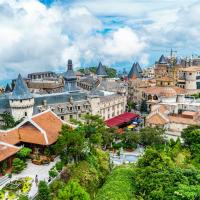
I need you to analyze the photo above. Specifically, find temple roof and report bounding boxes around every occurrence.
[128,63,142,79]
[158,55,167,64]
[96,62,108,77]
[10,74,32,100]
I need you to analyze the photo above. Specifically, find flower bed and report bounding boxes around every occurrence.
[0,177,32,200]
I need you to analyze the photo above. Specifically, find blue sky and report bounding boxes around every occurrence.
[0,0,200,84]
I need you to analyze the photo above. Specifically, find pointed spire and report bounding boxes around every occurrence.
[10,74,32,100]
[158,55,167,64]
[5,83,12,93]
[96,62,108,77]
[135,62,142,73]
[176,57,181,65]
[128,63,142,79]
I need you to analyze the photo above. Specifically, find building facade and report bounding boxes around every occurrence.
[0,60,127,123]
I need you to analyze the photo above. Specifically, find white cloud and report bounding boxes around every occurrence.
[0,0,147,80]
[102,27,146,62]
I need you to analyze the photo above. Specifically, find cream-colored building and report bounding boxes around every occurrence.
[146,87,200,139]
[179,66,200,90]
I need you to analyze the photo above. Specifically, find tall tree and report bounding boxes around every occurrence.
[57,180,90,200]
[139,127,165,146]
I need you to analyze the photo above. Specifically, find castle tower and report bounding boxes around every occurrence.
[9,74,34,120]
[128,62,142,79]
[64,60,79,92]
[96,62,108,78]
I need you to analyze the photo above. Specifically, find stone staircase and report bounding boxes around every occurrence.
[0,175,10,188]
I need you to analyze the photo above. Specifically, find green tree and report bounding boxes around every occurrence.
[17,147,32,160]
[83,114,106,146]
[18,194,29,200]
[140,99,148,113]
[102,127,116,149]
[37,181,51,200]
[139,126,164,146]
[123,130,139,149]
[57,180,90,200]
[12,158,26,173]
[95,166,135,200]
[127,100,136,111]
[0,112,21,129]
[54,125,86,164]
[181,125,200,146]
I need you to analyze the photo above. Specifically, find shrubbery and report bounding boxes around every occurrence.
[12,158,26,173]
[95,166,135,200]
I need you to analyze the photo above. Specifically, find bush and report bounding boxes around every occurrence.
[49,168,58,178]
[55,161,63,172]
[57,180,90,200]
[17,147,32,160]
[12,158,26,173]
[60,168,71,183]
[95,166,135,200]
[37,181,51,200]
[18,194,29,200]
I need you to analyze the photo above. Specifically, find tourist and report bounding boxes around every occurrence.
[35,174,38,186]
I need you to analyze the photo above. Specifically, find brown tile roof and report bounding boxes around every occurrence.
[141,86,186,96]
[147,113,167,125]
[32,111,63,145]
[0,110,63,146]
[0,129,20,145]
[18,124,46,145]
[0,142,20,162]
[169,115,197,125]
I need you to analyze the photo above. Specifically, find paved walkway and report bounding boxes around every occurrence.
[1,157,60,199]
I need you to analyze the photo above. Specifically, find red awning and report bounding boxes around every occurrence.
[105,112,139,128]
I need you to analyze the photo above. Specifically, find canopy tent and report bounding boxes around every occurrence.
[105,112,139,128]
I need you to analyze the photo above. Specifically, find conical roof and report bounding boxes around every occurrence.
[10,74,32,100]
[128,63,142,79]
[5,83,12,93]
[158,55,167,64]
[135,62,142,73]
[96,62,108,77]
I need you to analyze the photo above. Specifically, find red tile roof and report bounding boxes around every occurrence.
[0,142,20,162]
[0,110,63,146]
[105,112,139,128]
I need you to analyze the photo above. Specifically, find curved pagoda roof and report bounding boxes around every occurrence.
[96,62,108,77]
[10,74,32,100]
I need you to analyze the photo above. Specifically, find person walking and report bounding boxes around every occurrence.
[35,174,39,186]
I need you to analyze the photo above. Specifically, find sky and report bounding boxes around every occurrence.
[0,0,200,84]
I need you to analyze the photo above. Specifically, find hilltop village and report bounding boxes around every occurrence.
[1,55,200,199]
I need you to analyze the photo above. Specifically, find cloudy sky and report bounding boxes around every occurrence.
[0,0,200,83]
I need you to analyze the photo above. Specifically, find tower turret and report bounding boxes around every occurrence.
[9,74,34,120]
[64,60,79,92]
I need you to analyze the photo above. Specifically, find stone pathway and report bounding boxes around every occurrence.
[1,157,60,199]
